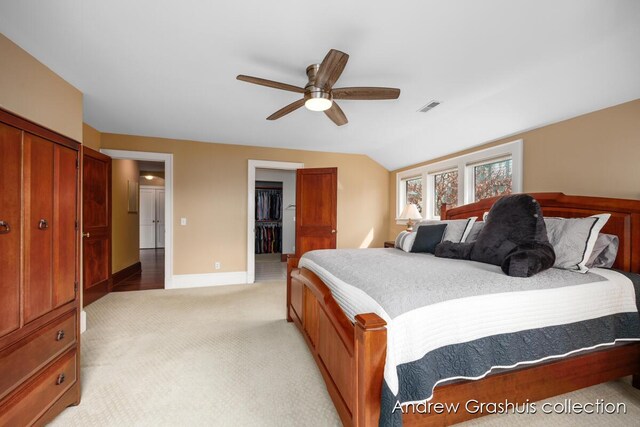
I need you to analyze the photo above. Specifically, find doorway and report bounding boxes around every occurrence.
[101,149,173,289]
[254,174,295,281]
[247,160,303,283]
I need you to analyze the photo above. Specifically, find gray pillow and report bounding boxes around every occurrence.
[544,214,610,273]
[586,233,619,268]
[466,221,484,242]
[394,230,417,252]
[415,217,477,243]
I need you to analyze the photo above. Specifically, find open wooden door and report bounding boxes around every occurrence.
[295,167,338,256]
[82,147,112,306]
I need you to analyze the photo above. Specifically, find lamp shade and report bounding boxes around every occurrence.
[399,203,423,221]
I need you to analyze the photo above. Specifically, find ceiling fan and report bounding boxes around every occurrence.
[237,49,400,126]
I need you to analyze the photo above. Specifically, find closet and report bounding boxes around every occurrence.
[255,183,283,254]
[0,110,80,425]
[140,187,165,249]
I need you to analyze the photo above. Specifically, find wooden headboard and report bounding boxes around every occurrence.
[442,192,640,274]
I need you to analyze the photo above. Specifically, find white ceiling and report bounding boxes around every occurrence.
[1,0,639,170]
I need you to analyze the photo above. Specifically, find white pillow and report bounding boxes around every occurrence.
[545,214,611,273]
[586,233,619,269]
[415,217,477,243]
[394,230,417,252]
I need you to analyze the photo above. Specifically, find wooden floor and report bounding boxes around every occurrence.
[112,249,165,292]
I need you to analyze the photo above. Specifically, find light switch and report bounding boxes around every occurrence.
[180,217,187,226]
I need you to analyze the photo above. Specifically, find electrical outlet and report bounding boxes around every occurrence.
[215,262,221,270]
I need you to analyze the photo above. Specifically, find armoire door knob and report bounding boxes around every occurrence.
[56,373,65,385]
[0,220,9,234]
[38,219,49,230]
[82,232,91,238]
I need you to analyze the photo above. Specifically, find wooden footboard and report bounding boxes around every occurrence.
[288,256,640,427]
[287,257,387,426]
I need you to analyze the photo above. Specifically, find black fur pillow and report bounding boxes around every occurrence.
[435,194,556,277]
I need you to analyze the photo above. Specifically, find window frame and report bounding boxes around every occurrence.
[427,167,459,220]
[400,175,423,215]
[465,155,513,204]
[396,140,523,222]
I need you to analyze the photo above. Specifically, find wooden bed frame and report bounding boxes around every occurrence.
[287,193,640,426]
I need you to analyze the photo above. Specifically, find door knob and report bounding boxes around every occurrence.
[0,220,9,234]
[38,219,49,230]
[331,229,336,234]
[82,232,91,238]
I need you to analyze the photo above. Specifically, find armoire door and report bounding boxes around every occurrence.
[23,133,78,323]
[295,167,338,256]
[139,188,156,249]
[53,144,79,308]
[82,147,112,307]
[23,133,54,323]
[155,190,165,248]
[0,122,22,337]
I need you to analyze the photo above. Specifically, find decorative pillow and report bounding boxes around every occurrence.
[415,217,476,243]
[435,194,556,278]
[394,231,417,252]
[544,214,611,273]
[466,221,484,242]
[410,224,447,254]
[585,233,619,269]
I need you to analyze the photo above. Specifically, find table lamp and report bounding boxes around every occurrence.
[399,203,423,231]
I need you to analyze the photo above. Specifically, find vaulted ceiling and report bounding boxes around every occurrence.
[1,0,638,170]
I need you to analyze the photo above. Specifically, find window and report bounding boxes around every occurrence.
[402,176,423,214]
[472,158,512,201]
[397,140,522,221]
[432,169,458,217]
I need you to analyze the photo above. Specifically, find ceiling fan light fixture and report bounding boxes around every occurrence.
[304,89,332,112]
[305,97,332,112]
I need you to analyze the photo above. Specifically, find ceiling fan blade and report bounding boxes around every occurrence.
[332,87,401,100]
[237,75,304,93]
[324,102,348,126]
[266,99,305,120]
[315,49,349,90]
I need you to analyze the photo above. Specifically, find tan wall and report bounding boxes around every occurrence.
[0,33,83,141]
[389,99,640,239]
[100,133,389,275]
[112,159,141,273]
[83,123,101,150]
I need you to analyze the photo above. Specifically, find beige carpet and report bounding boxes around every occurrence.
[52,281,640,426]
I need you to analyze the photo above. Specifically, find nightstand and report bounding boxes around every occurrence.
[384,241,395,248]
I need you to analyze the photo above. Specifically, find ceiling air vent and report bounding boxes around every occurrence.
[418,101,441,113]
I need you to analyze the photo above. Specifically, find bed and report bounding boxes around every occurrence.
[286,193,640,426]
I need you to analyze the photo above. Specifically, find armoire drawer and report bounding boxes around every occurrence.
[0,311,76,398]
[0,349,77,426]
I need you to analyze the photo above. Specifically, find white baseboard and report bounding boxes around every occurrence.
[169,271,248,289]
[80,310,87,334]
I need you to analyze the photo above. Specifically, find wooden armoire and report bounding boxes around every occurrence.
[0,109,81,424]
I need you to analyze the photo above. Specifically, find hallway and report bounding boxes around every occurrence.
[112,249,164,291]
